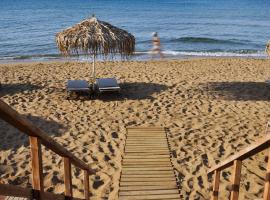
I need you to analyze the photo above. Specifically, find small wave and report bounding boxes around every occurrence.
[169,37,247,45]
[137,40,152,44]
[13,54,62,60]
[162,50,265,57]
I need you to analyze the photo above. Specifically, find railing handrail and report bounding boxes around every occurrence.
[0,100,94,174]
[208,134,270,174]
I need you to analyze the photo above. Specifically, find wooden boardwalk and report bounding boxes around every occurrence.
[119,127,180,200]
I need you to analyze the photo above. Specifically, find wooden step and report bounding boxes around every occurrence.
[119,193,180,200]
[119,127,180,199]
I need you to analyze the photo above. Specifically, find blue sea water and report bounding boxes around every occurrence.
[0,0,269,61]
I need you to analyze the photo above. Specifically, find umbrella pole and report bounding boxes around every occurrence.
[91,54,96,91]
[92,55,96,80]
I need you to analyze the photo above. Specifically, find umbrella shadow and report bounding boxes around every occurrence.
[0,83,44,97]
[95,82,169,101]
[204,82,270,101]
[0,115,67,151]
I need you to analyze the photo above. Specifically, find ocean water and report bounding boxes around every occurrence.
[0,0,269,61]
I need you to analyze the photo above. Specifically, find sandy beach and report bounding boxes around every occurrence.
[0,58,270,199]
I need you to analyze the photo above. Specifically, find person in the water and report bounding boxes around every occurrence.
[151,32,164,58]
[266,41,270,57]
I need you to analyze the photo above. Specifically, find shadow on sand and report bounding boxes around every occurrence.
[95,82,169,101]
[0,83,44,97]
[204,81,270,101]
[0,115,67,151]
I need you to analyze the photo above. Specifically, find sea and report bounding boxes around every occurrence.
[0,0,269,62]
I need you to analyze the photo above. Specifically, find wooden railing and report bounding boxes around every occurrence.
[208,134,270,200]
[0,100,94,200]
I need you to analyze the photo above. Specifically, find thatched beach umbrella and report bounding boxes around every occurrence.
[56,16,135,82]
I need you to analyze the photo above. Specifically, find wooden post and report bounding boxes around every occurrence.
[263,151,270,200]
[211,170,220,200]
[29,136,44,191]
[230,160,242,200]
[84,170,90,200]
[63,157,73,197]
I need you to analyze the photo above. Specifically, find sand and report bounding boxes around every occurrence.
[0,58,270,199]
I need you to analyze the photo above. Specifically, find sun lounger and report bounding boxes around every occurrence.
[66,80,90,99]
[96,78,120,93]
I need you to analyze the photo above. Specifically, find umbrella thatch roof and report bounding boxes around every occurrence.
[56,16,135,57]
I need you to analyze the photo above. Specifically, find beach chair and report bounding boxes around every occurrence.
[96,78,121,93]
[66,80,90,99]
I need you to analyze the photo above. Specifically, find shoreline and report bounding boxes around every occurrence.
[0,54,268,64]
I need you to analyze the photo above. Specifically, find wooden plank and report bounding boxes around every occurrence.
[127,133,165,135]
[0,100,94,173]
[263,151,270,200]
[126,141,167,143]
[128,128,164,130]
[211,170,220,200]
[230,160,242,200]
[127,134,165,136]
[124,160,171,163]
[124,151,169,154]
[122,167,172,171]
[125,141,167,143]
[63,157,73,197]
[119,189,179,196]
[128,130,164,132]
[119,194,180,200]
[0,184,84,200]
[128,132,165,134]
[122,170,174,175]
[127,133,165,134]
[29,136,44,191]
[123,163,171,167]
[125,143,167,145]
[121,174,176,178]
[128,135,165,137]
[124,159,171,162]
[120,182,177,186]
[125,145,168,147]
[124,155,170,158]
[123,161,171,165]
[0,184,31,199]
[125,153,169,156]
[124,157,170,160]
[124,145,168,147]
[126,138,166,140]
[126,140,167,142]
[208,135,270,174]
[127,137,166,139]
[120,177,176,182]
[127,127,164,129]
[127,139,165,141]
[125,150,169,153]
[126,141,165,142]
[125,147,168,150]
[120,185,178,191]
[84,170,89,200]
[127,136,165,138]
